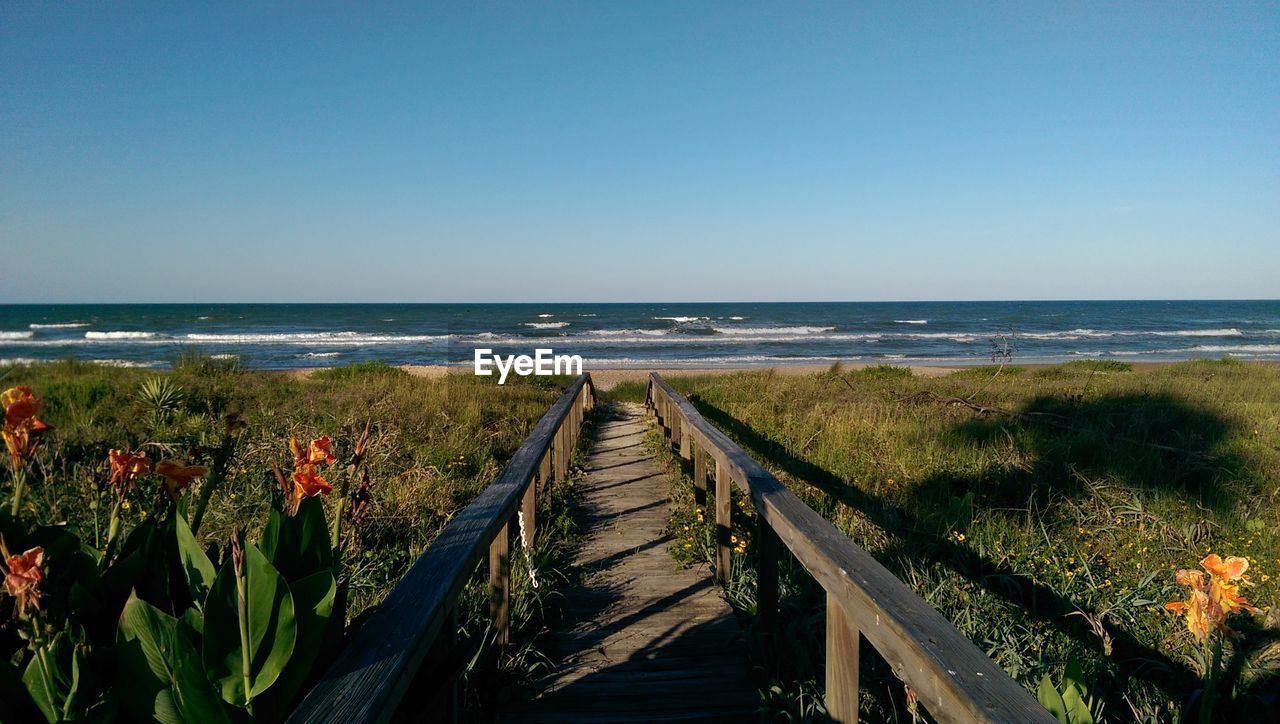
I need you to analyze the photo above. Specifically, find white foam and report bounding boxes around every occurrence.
[29,322,88,329]
[894,320,928,325]
[85,331,157,340]
[1018,328,1245,340]
[0,331,35,340]
[184,332,447,344]
[1150,328,1243,337]
[523,322,570,329]
[0,358,40,366]
[89,359,163,368]
[655,316,707,323]
[303,352,342,358]
[585,329,670,337]
[711,326,835,336]
[1189,344,1280,354]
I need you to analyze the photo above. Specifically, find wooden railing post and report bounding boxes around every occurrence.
[693,445,708,510]
[670,403,680,446]
[554,425,567,482]
[714,458,731,584]
[445,605,460,724]
[678,416,691,461]
[757,518,779,632]
[489,521,511,646]
[538,451,551,501]
[521,478,536,548]
[826,594,860,723]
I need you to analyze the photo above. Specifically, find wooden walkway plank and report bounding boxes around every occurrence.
[502,403,758,723]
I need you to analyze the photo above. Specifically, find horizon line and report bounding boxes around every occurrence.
[1,298,1278,306]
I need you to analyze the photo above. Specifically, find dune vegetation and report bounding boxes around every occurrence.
[624,360,1280,722]
[0,358,581,721]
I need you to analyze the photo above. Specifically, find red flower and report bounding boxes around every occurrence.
[108,449,152,497]
[155,459,208,500]
[2,386,52,469]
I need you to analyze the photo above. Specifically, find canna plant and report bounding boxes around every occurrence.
[0,385,376,722]
[1163,553,1260,723]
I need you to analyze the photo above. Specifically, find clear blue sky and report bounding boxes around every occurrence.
[2,2,1276,303]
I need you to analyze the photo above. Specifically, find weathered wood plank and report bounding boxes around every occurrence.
[502,404,756,723]
[826,591,860,723]
[714,459,731,584]
[647,374,1051,724]
[490,520,511,646]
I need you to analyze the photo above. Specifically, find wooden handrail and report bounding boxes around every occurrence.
[646,374,1051,724]
[290,374,595,723]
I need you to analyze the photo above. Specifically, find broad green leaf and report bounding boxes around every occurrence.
[203,542,297,706]
[176,514,216,607]
[258,570,336,716]
[1063,659,1088,697]
[1,657,44,722]
[116,594,229,724]
[22,632,80,723]
[260,498,332,582]
[1062,684,1094,724]
[1037,674,1068,723]
[181,607,204,637]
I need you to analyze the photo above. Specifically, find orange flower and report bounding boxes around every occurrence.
[1200,554,1258,617]
[1,545,44,616]
[1164,588,1212,642]
[155,459,208,500]
[290,464,333,507]
[2,386,52,469]
[108,449,152,497]
[1201,553,1249,581]
[290,435,336,467]
[1164,553,1258,642]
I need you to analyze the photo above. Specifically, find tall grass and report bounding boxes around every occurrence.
[0,359,572,619]
[646,361,1280,721]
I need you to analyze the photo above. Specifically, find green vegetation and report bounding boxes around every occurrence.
[649,361,1280,721]
[0,359,575,721]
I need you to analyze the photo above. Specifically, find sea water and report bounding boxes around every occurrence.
[1,300,1277,369]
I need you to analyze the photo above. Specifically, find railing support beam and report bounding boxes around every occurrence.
[693,445,708,511]
[521,477,536,548]
[756,519,779,632]
[489,521,511,646]
[714,459,731,584]
[826,595,860,723]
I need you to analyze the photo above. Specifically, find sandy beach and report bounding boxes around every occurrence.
[332,359,1278,390]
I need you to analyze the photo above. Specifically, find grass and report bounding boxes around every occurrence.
[0,359,576,621]
[642,361,1280,721]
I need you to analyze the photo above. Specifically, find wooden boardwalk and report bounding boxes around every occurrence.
[503,403,758,723]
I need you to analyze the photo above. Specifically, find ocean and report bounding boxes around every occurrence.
[1,301,1278,370]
